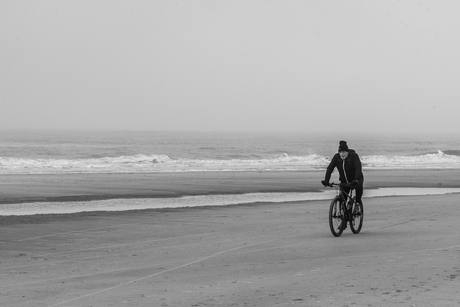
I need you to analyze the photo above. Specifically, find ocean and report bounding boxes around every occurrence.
[1,130,460,174]
[2,130,460,215]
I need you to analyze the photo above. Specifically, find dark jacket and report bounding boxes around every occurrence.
[325,149,363,184]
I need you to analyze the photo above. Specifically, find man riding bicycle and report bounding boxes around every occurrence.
[321,140,364,206]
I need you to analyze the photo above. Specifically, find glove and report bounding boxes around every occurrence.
[321,180,330,187]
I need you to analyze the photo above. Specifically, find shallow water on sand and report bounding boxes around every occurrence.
[1,188,460,216]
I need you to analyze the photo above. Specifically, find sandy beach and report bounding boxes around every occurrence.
[4,0,460,305]
[1,169,460,306]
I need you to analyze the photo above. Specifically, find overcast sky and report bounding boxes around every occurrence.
[1,1,459,133]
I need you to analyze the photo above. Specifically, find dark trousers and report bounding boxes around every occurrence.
[342,177,364,204]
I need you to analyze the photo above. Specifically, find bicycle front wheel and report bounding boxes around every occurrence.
[329,197,344,237]
[350,201,364,234]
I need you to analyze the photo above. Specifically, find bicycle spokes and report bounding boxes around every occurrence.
[350,202,363,234]
[333,203,340,217]
[329,198,345,237]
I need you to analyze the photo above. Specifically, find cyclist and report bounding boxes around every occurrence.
[321,140,364,219]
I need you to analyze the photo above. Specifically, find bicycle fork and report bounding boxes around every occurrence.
[334,199,347,219]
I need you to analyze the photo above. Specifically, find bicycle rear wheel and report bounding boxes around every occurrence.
[329,197,345,237]
[350,201,363,234]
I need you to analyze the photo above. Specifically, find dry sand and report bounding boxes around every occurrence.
[1,170,460,306]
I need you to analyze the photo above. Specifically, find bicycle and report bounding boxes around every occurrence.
[324,182,363,237]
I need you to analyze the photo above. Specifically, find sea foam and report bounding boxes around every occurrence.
[1,151,460,174]
[1,187,460,216]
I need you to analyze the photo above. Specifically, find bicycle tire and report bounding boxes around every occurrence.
[350,200,364,234]
[329,197,345,237]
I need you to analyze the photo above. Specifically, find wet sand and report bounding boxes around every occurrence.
[1,169,460,306]
[1,169,459,205]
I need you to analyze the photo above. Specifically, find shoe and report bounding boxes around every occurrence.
[338,222,347,230]
[353,202,362,214]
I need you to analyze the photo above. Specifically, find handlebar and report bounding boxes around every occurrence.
[322,182,355,189]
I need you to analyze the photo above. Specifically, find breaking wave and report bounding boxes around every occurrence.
[1,150,460,174]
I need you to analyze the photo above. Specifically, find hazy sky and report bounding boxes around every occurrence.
[1,1,459,133]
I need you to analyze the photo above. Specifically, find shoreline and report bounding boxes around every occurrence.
[1,169,460,205]
[0,168,460,221]
[2,187,460,218]
[2,188,460,225]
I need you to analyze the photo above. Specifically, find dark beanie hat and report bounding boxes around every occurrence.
[338,140,349,152]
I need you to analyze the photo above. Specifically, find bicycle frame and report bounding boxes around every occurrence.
[333,183,357,213]
[342,189,357,212]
